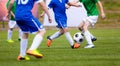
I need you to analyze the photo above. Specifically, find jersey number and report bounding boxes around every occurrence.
[18,0,28,4]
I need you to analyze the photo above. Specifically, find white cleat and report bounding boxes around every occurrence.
[84,44,94,48]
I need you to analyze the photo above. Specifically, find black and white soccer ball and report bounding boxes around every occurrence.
[73,32,84,43]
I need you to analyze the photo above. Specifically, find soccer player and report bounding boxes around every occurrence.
[7,0,52,60]
[47,0,81,49]
[74,0,106,48]
[6,0,22,43]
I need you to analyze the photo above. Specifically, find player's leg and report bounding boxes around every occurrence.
[47,29,64,47]
[78,21,96,42]
[27,30,45,58]
[18,29,22,41]
[63,28,73,47]
[26,17,44,58]
[17,32,30,61]
[7,20,16,43]
[47,21,64,47]
[7,28,14,43]
[83,20,94,48]
[87,31,97,42]
[62,27,80,49]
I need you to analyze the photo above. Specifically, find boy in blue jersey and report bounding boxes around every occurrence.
[7,0,52,61]
[47,0,81,49]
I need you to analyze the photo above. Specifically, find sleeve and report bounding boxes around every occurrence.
[35,0,43,3]
[79,0,82,2]
[48,1,54,8]
[65,0,69,4]
[93,0,99,3]
[6,1,9,9]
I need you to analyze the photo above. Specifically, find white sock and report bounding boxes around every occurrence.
[50,31,62,40]
[20,38,28,57]
[65,32,74,46]
[7,29,12,40]
[19,29,22,39]
[87,31,94,39]
[29,34,43,50]
[84,31,93,45]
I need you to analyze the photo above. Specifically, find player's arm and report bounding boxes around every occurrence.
[8,0,14,13]
[40,0,46,17]
[10,11,15,18]
[97,1,106,19]
[67,0,81,8]
[7,0,14,19]
[38,1,52,23]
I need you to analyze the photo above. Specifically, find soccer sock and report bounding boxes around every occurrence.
[84,31,93,45]
[20,38,28,57]
[50,31,62,40]
[29,34,43,50]
[65,32,74,46]
[87,31,94,39]
[19,29,22,39]
[7,29,12,40]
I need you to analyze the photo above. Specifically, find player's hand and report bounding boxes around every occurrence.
[48,17,52,23]
[66,4,70,9]
[101,13,106,19]
[6,12,11,20]
[75,3,82,7]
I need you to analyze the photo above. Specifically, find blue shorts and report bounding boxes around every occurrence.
[16,16,44,33]
[55,18,67,28]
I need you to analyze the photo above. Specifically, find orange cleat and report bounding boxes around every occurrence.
[47,39,52,47]
[72,43,80,49]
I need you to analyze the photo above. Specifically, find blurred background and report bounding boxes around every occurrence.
[0,0,120,30]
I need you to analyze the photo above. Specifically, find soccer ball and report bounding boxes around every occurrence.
[73,32,84,43]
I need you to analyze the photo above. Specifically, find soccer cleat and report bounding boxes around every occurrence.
[27,49,43,58]
[71,43,80,49]
[47,39,52,47]
[7,39,14,43]
[47,36,52,47]
[91,37,97,42]
[17,55,30,61]
[84,44,94,48]
[18,38,21,41]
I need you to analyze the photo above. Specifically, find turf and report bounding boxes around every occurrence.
[0,28,120,66]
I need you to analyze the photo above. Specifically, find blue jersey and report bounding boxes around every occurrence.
[15,0,41,20]
[48,0,69,28]
[15,0,44,33]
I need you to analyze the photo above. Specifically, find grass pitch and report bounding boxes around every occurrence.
[0,28,120,66]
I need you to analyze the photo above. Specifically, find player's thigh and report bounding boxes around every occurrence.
[87,16,98,26]
[8,20,17,28]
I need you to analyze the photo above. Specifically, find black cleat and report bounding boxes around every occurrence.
[91,37,97,42]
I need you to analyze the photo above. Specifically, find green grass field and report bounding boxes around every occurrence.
[0,28,120,66]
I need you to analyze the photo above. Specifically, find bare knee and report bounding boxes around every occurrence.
[38,29,46,36]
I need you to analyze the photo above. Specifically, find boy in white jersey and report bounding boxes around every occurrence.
[7,0,52,60]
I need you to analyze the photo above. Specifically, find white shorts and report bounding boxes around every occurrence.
[8,20,18,28]
[83,16,98,27]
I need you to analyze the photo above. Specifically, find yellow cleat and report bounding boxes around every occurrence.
[17,55,30,61]
[7,39,14,43]
[27,49,43,58]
